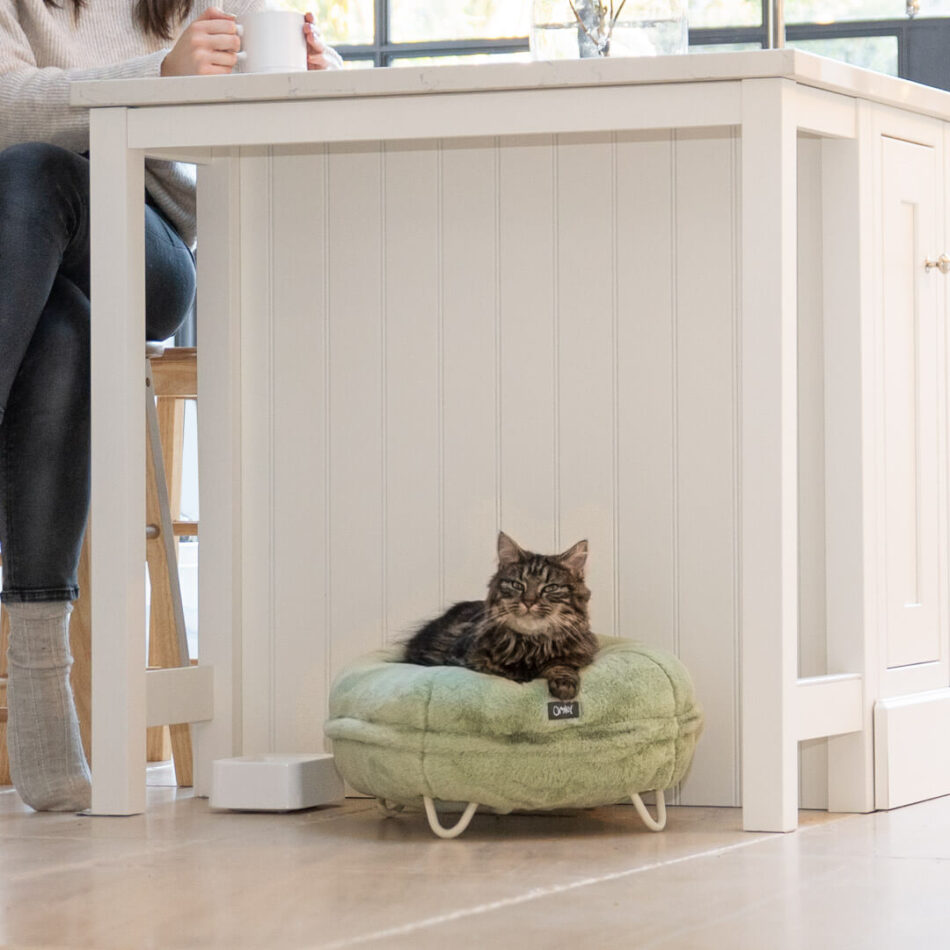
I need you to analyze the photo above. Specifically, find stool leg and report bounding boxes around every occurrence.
[160,396,195,787]
[145,363,193,786]
[145,725,171,763]
[0,600,9,784]
[146,397,186,765]
[70,528,93,766]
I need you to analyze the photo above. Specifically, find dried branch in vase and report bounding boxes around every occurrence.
[567,0,630,55]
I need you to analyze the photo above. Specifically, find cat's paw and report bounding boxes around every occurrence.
[546,672,579,700]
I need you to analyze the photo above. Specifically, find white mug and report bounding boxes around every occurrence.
[236,10,308,74]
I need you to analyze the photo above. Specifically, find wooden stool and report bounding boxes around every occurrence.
[0,346,198,788]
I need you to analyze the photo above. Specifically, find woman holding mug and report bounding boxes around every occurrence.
[0,0,338,811]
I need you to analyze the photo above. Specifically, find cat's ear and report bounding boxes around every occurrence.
[559,539,588,577]
[497,531,526,566]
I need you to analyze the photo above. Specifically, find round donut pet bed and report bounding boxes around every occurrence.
[324,636,703,838]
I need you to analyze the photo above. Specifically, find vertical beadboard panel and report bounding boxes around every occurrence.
[270,146,331,753]
[327,143,385,673]
[556,133,617,635]
[441,138,500,604]
[383,142,442,641]
[615,131,676,654]
[238,147,275,752]
[497,136,557,553]
[674,128,740,807]
[797,134,830,808]
[243,129,751,806]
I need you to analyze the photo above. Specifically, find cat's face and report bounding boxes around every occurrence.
[486,533,590,634]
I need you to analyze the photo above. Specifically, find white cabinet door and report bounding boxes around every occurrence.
[879,133,944,686]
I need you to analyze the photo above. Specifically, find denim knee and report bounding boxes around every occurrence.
[144,203,196,342]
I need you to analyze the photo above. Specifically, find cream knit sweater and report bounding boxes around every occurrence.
[0,0,265,245]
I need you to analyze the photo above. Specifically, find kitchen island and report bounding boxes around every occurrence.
[73,49,950,830]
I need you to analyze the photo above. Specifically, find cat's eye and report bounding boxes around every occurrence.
[543,584,567,595]
[502,579,525,592]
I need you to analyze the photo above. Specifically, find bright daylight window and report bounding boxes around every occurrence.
[282,0,944,84]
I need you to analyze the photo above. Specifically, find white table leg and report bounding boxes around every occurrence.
[89,108,147,815]
[822,104,877,815]
[740,79,800,833]
[193,155,244,797]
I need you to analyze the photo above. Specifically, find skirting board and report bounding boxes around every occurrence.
[874,688,950,810]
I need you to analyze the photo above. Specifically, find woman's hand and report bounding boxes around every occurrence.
[161,8,241,76]
[304,12,343,70]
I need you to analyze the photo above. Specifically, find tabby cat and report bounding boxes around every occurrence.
[403,532,597,699]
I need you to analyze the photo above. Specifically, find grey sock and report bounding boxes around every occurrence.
[5,601,91,812]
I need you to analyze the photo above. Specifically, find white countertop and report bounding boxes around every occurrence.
[71,49,950,122]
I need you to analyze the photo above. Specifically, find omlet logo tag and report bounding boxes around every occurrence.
[547,701,580,720]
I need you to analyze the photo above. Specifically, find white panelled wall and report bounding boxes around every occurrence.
[231,127,787,808]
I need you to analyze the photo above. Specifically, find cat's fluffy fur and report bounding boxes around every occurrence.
[403,532,597,699]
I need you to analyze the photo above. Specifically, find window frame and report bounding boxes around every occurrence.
[334,0,531,66]
[327,0,931,80]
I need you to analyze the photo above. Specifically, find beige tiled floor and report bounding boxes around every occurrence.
[0,767,948,949]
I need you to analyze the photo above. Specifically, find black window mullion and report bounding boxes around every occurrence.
[334,39,530,63]
[375,0,388,67]
[687,26,765,47]
[785,19,907,38]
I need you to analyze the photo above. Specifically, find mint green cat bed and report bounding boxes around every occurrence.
[325,636,703,838]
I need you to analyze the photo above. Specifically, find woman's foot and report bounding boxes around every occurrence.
[5,601,91,812]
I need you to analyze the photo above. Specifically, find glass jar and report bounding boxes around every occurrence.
[531,0,688,59]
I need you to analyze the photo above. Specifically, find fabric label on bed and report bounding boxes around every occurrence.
[547,701,580,720]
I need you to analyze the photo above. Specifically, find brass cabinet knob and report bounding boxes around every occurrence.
[924,254,950,274]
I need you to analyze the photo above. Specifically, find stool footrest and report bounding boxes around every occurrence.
[146,666,212,728]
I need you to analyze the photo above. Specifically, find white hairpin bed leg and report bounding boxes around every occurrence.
[423,798,479,839]
[630,790,667,831]
[376,798,405,818]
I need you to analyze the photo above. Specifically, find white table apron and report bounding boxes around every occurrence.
[78,50,907,826]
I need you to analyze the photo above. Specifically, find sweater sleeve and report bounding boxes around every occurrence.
[0,0,169,152]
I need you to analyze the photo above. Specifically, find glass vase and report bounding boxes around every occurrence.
[531,0,688,60]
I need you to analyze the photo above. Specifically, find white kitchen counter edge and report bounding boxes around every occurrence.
[70,49,950,122]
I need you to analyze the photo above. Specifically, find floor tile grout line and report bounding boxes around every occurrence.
[309,832,783,950]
